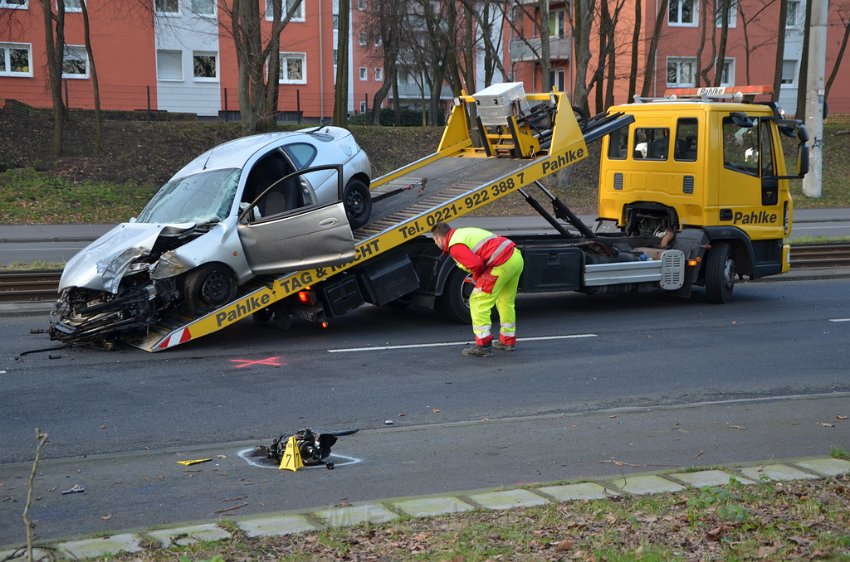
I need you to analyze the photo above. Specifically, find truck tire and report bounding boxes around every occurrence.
[705,242,735,304]
[183,264,238,313]
[343,178,371,230]
[437,267,472,323]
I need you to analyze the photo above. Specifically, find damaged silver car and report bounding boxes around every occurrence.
[49,126,372,344]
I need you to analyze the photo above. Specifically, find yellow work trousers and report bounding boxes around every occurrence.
[470,250,524,347]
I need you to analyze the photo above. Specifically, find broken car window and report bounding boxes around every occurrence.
[137,168,240,224]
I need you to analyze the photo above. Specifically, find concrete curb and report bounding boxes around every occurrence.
[1,455,847,559]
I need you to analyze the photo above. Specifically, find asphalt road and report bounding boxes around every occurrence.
[1,277,849,545]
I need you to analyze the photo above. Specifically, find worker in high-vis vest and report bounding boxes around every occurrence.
[431,222,524,357]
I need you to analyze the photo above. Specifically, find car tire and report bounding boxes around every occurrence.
[437,267,473,323]
[343,178,371,229]
[705,242,735,304]
[183,264,238,314]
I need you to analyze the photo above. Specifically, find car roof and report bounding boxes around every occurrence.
[171,127,353,179]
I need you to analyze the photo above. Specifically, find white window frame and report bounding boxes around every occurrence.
[192,51,218,82]
[359,66,367,81]
[0,0,28,8]
[786,0,802,28]
[375,67,382,81]
[715,0,737,28]
[190,0,216,17]
[666,56,697,87]
[359,101,367,113]
[359,32,367,46]
[0,42,32,77]
[374,36,382,47]
[62,44,89,79]
[63,0,84,13]
[278,51,306,84]
[716,57,734,86]
[265,0,305,22]
[780,59,798,86]
[549,8,566,38]
[155,0,179,16]
[156,49,183,81]
[357,0,366,10]
[669,0,698,27]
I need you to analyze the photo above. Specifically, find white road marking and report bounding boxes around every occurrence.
[828,318,850,323]
[328,334,597,353]
[0,370,6,374]
[237,448,361,469]
[792,225,849,230]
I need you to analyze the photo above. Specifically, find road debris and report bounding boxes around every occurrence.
[257,428,358,471]
[61,484,85,495]
[177,458,212,466]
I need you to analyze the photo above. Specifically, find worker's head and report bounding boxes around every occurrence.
[431,221,452,251]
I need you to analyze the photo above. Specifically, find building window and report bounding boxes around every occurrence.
[549,9,566,38]
[191,0,215,17]
[62,45,89,79]
[266,0,305,22]
[359,32,367,46]
[717,58,734,86]
[157,49,182,81]
[357,0,366,10]
[155,0,179,15]
[375,67,382,81]
[65,0,84,12]
[374,37,382,47]
[549,68,565,91]
[333,14,339,29]
[715,0,737,27]
[0,0,28,8]
[279,52,306,83]
[781,59,797,85]
[359,101,367,113]
[666,57,696,87]
[359,66,367,81]
[398,69,409,84]
[192,51,217,81]
[669,0,697,26]
[0,43,31,76]
[786,0,801,27]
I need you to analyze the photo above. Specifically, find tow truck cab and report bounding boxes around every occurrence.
[598,85,809,281]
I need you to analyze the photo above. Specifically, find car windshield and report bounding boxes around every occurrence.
[136,169,241,224]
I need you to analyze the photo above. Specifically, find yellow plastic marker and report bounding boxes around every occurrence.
[177,458,212,466]
[278,435,304,472]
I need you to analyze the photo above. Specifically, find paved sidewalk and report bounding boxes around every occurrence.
[2,454,847,559]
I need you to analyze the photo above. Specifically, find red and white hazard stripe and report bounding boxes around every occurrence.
[157,327,192,350]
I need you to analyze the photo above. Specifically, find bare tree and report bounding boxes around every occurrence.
[695,0,709,85]
[825,3,850,102]
[361,0,406,124]
[713,0,732,86]
[627,0,641,102]
[333,0,350,127]
[79,0,102,152]
[573,0,595,111]
[735,0,780,84]
[795,0,812,119]
[38,0,66,157]
[227,0,304,134]
[640,0,668,97]
[772,0,788,96]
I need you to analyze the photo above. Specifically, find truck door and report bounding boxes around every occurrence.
[236,164,355,274]
[716,113,782,237]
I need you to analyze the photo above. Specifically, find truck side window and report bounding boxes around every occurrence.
[722,116,759,176]
[674,118,698,161]
[633,128,669,160]
[607,126,629,160]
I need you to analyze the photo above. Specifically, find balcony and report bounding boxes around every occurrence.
[509,36,571,62]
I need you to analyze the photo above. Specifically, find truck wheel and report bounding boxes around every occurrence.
[270,300,292,330]
[437,267,473,323]
[705,242,735,304]
[343,178,371,230]
[184,264,238,313]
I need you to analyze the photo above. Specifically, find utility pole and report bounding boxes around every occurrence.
[803,0,828,198]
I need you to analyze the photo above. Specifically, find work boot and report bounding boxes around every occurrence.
[462,344,493,357]
[492,340,515,352]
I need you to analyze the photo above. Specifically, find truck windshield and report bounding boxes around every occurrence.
[137,169,241,224]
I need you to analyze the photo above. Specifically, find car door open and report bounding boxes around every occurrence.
[237,164,356,275]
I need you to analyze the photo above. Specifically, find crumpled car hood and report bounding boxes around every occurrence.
[59,222,195,294]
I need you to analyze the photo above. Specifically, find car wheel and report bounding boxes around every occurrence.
[705,242,735,304]
[343,178,371,229]
[183,264,238,314]
[437,267,473,323]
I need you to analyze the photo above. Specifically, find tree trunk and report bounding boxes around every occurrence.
[640,0,668,97]
[594,0,610,113]
[572,0,595,112]
[700,0,717,86]
[80,0,101,152]
[713,0,731,86]
[40,0,66,157]
[333,0,351,127]
[538,0,551,92]
[627,0,641,102]
[795,0,812,119]
[772,0,788,98]
[695,0,708,86]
